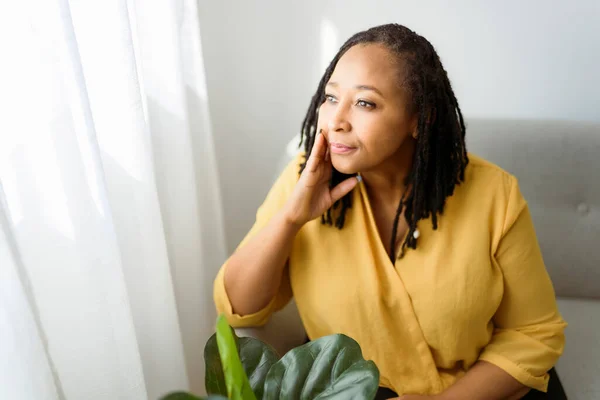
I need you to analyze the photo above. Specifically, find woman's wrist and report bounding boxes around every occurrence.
[280,203,306,230]
[279,207,305,232]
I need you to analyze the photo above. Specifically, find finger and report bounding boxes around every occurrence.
[320,128,330,162]
[306,131,326,173]
[330,176,361,203]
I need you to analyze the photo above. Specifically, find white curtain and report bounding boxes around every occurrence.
[0,1,226,399]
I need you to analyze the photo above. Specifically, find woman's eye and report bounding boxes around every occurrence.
[325,94,338,103]
[357,100,376,109]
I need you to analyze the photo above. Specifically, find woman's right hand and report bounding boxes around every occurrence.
[283,129,360,227]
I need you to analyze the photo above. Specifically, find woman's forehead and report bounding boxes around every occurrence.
[329,44,404,94]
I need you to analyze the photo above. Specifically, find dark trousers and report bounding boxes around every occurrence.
[375,367,568,399]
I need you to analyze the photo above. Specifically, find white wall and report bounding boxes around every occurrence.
[198,0,600,253]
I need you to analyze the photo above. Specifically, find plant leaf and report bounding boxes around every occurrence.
[262,334,380,400]
[215,315,258,400]
[237,336,279,398]
[204,334,227,397]
[205,323,279,399]
[160,391,228,400]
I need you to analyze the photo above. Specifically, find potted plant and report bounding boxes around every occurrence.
[161,315,380,400]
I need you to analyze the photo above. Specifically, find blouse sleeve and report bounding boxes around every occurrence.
[478,176,567,392]
[213,153,303,328]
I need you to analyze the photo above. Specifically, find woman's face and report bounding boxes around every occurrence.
[318,43,417,175]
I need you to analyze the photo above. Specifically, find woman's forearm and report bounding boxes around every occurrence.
[440,361,530,400]
[224,210,301,316]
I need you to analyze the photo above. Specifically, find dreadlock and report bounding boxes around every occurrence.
[299,23,468,260]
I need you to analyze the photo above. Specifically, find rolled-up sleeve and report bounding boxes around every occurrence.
[479,177,567,392]
[214,264,292,327]
[213,153,302,328]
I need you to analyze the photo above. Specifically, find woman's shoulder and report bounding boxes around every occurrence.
[463,152,517,194]
[452,153,525,223]
[453,154,530,247]
[466,152,511,176]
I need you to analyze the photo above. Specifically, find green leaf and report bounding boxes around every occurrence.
[262,334,380,400]
[205,331,279,399]
[215,315,258,400]
[236,336,279,399]
[159,391,228,400]
[204,333,228,397]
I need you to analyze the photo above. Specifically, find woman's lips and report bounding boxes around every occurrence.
[330,142,357,155]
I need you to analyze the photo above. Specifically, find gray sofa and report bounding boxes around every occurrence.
[237,119,600,399]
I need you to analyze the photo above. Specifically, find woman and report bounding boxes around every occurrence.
[214,24,566,399]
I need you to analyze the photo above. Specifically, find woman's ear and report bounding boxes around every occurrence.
[410,113,419,139]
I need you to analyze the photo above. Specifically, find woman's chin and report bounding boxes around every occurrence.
[331,158,359,175]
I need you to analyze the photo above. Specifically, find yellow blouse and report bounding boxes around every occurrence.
[214,153,566,395]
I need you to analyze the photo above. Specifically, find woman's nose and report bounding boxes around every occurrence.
[327,104,351,133]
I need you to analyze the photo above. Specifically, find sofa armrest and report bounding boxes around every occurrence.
[555,297,600,400]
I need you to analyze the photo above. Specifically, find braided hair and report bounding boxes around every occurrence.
[299,23,469,259]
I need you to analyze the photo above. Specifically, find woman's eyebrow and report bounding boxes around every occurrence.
[326,81,384,97]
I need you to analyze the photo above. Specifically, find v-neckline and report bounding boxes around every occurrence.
[356,175,411,268]
[352,178,445,394]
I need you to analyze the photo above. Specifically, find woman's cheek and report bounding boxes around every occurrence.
[359,130,393,157]
[318,102,331,117]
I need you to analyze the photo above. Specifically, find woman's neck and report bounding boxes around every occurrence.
[360,139,415,205]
